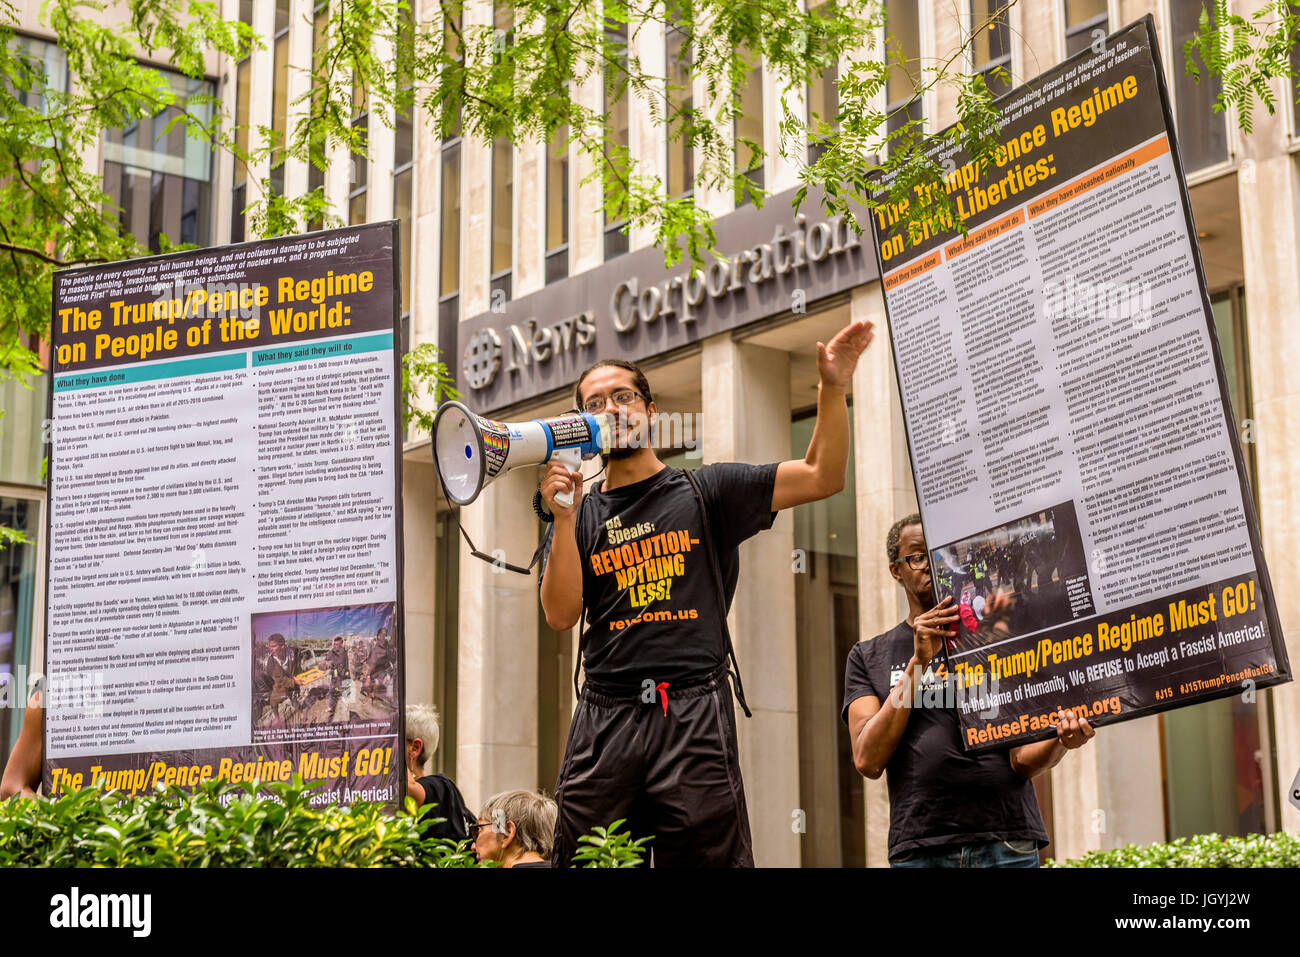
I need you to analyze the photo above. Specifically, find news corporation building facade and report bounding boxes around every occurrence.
[2,0,1298,865]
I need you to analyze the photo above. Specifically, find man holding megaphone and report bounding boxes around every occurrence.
[539,320,875,867]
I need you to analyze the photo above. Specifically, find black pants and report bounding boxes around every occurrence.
[552,668,754,868]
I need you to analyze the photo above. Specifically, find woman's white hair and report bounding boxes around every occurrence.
[480,790,558,859]
[404,703,441,774]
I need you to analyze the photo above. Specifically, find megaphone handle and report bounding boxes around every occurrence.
[551,447,584,508]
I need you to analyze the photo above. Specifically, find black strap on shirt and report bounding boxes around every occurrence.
[681,468,753,718]
[454,513,549,576]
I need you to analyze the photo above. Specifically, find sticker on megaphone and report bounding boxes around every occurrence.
[433,401,612,506]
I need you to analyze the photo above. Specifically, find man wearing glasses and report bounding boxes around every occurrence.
[842,514,1096,867]
[539,321,874,867]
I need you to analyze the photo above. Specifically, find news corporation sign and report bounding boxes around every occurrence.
[457,185,880,413]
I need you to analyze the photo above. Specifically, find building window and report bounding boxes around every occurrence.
[307,0,329,226]
[734,44,764,205]
[1170,0,1228,171]
[440,142,460,301]
[884,0,923,153]
[546,124,569,285]
[491,137,513,302]
[269,0,290,196]
[0,353,48,487]
[807,0,839,162]
[231,2,252,243]
[432,511,460,778]
[439,140,460,347]
[604,21,630,259]
[0,494,43,755]
[1063,0,1107,57]
[348,76,368,225]
[1211,285,1256,492]
[439,23,461,341]
[490,3,514,294]
[393,0,415,347]
[104,71,215,251]
[970,0,1012,98]
[8,34,67,113]
[394,121,413,342]
[666,27,693,197]
[1292,30,1300,137]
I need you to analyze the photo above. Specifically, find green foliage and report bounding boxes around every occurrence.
[401,342,460,438]
[1046,831,1300,868]
[0,523,30,549]
[1185,0,1298,135]
[0,777,482,867]
[0,0,250,387]
[1,777,654,869]
[570,818,652,868]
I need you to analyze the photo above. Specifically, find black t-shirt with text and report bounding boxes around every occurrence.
[542,463,778,692]
[840,621,1048,858]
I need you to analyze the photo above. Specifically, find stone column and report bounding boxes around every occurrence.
[514,133,545,297]
[692,9,733,219]
[1050,716,1165,857]
[1013,0,1062,85]
[403,456,439,708]
[1233,0,1300,833]
[213,0,239,245]
[283,0,315,200]
[570,3,605,274]
[850,282,914,866]
[247,0,275,216]
[459,0,492,316]
[630,20,666,252]
[700,335,799,867]
[454,465,540,812]
[412,0,443,350]
[928,0,963,129]
[764,63,802,195]
[367,32,396,225]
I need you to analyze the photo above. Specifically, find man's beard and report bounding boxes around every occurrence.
[605,420,651,460]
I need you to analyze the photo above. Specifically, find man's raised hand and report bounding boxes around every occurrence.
[540,459,583,518]
[817,320,875,390]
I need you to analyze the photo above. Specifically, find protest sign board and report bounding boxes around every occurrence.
[869,17,1290,750]
[43,223,406,802]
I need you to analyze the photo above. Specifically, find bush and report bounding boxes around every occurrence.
[571,819,652,868]
[0,778,648,868]
[1046,831,1300,868]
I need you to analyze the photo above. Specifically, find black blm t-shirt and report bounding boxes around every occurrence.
[541,463,778,691]
[840,622,1048,859]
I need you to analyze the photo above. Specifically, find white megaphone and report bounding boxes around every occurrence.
[433,401,612,507]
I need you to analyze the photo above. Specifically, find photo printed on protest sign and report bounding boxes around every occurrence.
[868,17,1290,751]
[43,223,407,804]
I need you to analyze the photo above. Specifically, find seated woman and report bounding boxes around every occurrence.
[471,789,558,868]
